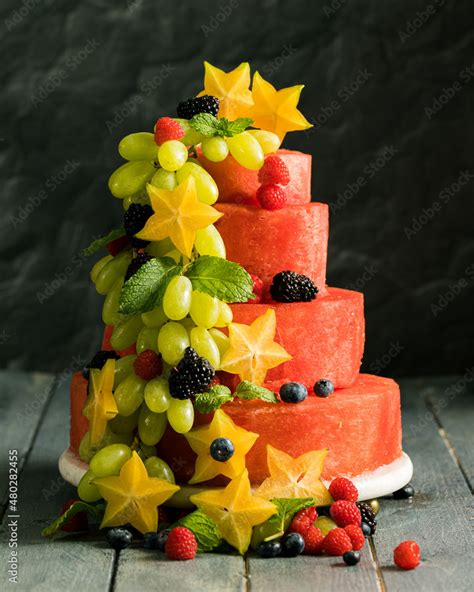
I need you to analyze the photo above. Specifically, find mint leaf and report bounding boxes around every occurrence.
[235,381,279,404]
[266,498,315,538]
[185,256,254,303]
[175,509,222,552]
[189,113,220,137]
[195,385,233,413]
[220,117,253,137]
[42,502,105,537]
[82,228,126,257]
[119,257,183,314]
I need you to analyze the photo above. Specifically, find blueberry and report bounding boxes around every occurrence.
[279,382,308,403]
[343,550,361,566]
[361,522,372,537]
[156,528,171,552]
[281,532,305,557]
[210,438,234,462]
[393,483,415,499]
[106,527,133,550]
[313,379,334,397]
[256,539,282,558]
[143,532,159,549]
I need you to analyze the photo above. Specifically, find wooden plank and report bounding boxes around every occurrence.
[0,370,55,514]
[115,551,245,592]
[370,379,474,592]
[0,375,115,591]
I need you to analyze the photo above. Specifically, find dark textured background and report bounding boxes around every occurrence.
[1,0,473,378]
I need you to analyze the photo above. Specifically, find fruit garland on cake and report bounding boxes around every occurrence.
[44,62,419,570]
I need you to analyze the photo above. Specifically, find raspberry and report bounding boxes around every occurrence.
[154,117,185,145]
[302,526,324,555]
[258,155,290,186]
[289,516,312,535]
[248,274,264,304]
[177,95,219,119]
[165,526,198,560]
[60,499,88,533]
[168,347,215,399]
[329,477,359,502]
[107,234,130,257]
[133,350,163,381]
[125,253,153,281]
[256,184,287,210]
[270,271,318,303]
[296,506,318,523]
[344,525,365,551]
[393,540,421,570]
[330,500,361,527]
[322,527,353,556]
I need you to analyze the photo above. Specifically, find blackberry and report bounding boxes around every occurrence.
[176,95,219,119]
[270,271,318,303]
[356,502,377,535]
[168,347,215,399]
[124,253,153,282]
[123,203,153,248]
[83,349,120,378]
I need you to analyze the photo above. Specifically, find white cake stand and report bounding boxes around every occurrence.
[59,447,413,508]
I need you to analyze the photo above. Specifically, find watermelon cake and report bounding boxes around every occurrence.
[53,62,414,561]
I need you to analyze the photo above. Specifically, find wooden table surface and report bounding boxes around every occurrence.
[1,371,473,591]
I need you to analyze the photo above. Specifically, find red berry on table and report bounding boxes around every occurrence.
[289,515,312,535]
[258,155,290,186]
[133,350,163,381]
[297,506,318,523]
[344,525,365,551]
[154,117,185,145]
[322,527,353,556]
[393,540,421,570]
[302,526,325,555]
[165,526,198,560]
[107,234,130,257]
[60,499,88,533]
[330,500,362,527]
[329,477,359,502]
[248,273,264,303]
[256,184,287,210]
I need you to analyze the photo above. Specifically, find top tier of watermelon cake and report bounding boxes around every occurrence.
[59,62,411,552]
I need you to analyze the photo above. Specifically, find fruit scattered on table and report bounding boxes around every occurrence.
[393,540,421,570]
[106,527,133,550]
[281,532,305,557]
[256,539,282,558]
[343,550,361,566]
[322,527,353,556]
[330,500,362,527]
[356,502,377,535]
[165,527,198,561]
[393,483,415,499]
[301,526,325,555]
[329,477,359,502]
[343,525,365,551]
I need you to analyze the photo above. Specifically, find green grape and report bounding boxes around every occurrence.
[79,429,133,462]
[77,470,102,502]
[175,118,205,146]
[136,326,160,354]
[114,374,146,416]
[158,140,188,172]
[114,354,137,388]
[175,162,218,205]
[90,255,113,284]
[209,328,230,357]
[248,129,281,154]
[190,327,220,369]
[95,250,132,295]
[144,456,176,483]
[163,276,192,320]
[89,444,132,478]
[150,168,177,191]
[79,431,93,462]
[144,377,172,413]
[110,314,143,350]
[102,278,123,325]
[109,407,139,433]
[119,132,157,161]
[108,161,156,198]
[167,398,194,434]
[189,290,219,329]
[158,321,190,365]
[180,316,196,332]
[226,131,265,170]
[137,443,157,460]
[195,225,226,258]
[138,404,168,446]
[142,305,168,328]
[201,136,229,162]
[122,195,133,210]
[214,301,233,327]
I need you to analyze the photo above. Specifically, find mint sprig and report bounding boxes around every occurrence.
[235,381,279,404]
[175,509,222,552]
[82,228,126,257]
[195,385,233,413]
[262,498,315,540]
[42,501,105,537]
[119,257,182,314]
[185,256,254,303]
[189,113,253,138]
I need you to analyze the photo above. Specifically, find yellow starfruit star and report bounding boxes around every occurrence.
[190,469,276,554]
[184,409,258,484]
[136,176,222,258]
[83,358,118,446]
[198,61,254,120]
[94,451,179,534]
[256,445,332,505]
[249,71,313,141]
[219,308,292,386]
